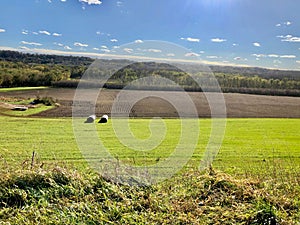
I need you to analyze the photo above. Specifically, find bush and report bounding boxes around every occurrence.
[31,96,55,106]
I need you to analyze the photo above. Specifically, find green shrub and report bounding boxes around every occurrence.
[31,96,55,106]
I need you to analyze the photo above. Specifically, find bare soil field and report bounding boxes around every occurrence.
[1,88,300,118]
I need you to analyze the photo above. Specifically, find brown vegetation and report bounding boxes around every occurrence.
[1,88,300,118]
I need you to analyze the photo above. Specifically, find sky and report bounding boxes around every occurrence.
[1,0,300,70]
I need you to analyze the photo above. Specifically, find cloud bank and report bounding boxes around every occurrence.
[277,34,300,42]
[20,41,42,46]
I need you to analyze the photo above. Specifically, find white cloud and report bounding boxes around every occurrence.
[284,36,300,42]
[22,30,29,35]
[181,37,200,42]
[39,30,51,36]
[186,37,200,42]
[284,21,292,26]
[79,0,102,5]
[123,48,133,53]
[278,34,292,38]
[210,38,227,43]
[134,39,143,43]
[61,0,67,2]
[207,55,219,59]
[280,55,296,58]
[166,53,175,57]
[0,46,255,68]
[296,61,300,64]
[53,33,62,37]
[253,42,261,47]
[234,57,241,61]
[187,37,200,42]
[74,42,88,47]
[252,53,296,59]
[54,42,64,47]
[93,48,100,51]
[185,52,200,57]
[268,54,279,58]
[199,51,205,54]
[96,32,111,36]
[19,46,30,50]
[251,54,265,58]
[211,38,227,43]
[116,1,122,7]
[0,28,6,33]
[110,39,118,42]
[148,49,162,53]
[276,21,292,27]
[101,45,108,49]
[277,34,300,42]
[20,41,42,46]
[32,32,38,35]
[101,48,110,53]
[64,46,72,50]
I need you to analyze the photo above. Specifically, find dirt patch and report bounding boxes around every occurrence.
[1,88,300,118]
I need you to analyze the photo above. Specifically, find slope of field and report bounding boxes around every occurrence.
[0,116,300,224]
[1,168,299,224]
[1,88,300,118]
[1,116,299,179]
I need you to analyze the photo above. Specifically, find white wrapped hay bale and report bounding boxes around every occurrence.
[84,115,96,123]
[98,115,108,123]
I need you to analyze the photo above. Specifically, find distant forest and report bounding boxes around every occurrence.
[1,50,300,96]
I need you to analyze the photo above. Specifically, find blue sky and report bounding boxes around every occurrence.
[1,0,300,70]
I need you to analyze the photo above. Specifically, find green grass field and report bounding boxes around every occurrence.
[0,86,49,93]
[0,96,55,117]
[1,116,299,179]
[1,116,300,224]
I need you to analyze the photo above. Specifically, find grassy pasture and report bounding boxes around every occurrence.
[1,116,300,224]
[1,116,299,181]
[0,97,55,117]
[0,86,49,93]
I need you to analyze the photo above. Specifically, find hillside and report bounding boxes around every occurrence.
[1,50,300,79]
[1,50,300,96]
[0,166,299,224]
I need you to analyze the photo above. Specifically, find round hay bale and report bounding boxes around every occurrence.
[84,115,96,123]
[98,115,108,123]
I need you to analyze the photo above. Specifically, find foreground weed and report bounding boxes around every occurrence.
[1,167,299,224]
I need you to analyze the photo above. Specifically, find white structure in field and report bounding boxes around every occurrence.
[85,115,96,123]
[98,114,108,123]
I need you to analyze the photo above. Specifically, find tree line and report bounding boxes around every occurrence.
[1,50,300,96]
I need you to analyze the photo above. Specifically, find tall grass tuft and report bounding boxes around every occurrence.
[0,165,299,224]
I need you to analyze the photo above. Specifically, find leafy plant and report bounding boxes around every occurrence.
[31,96,55,106]
[249,201,279,225]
